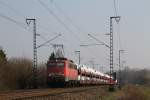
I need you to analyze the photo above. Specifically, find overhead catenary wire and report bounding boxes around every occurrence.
[51,1,115,65]
[112,0,124,70]
[37,0,82,44]
[50,0,93,45]
[37,0,86,43]
[113,0,118,16]
[37,0,81,50]
[0,1,80,63]
[49,0,92,43]
[38,0,84,59]
[0,1,31,32]
[0,0,25,18]
[0,0,110,66]
[0,13,27,30]
[0,0,54,35]
[0,13,48,43]
[48,0,111,64]
[0,0,56,44]
[112,0,122,49]
[37,34,61,49]
[50,0,84,34]
[49,1,104,46]
[37,0,103,63]
[117,23,123,50]
[0,12,48,44]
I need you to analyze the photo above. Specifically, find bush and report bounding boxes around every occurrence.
[37,63,47,88]
[0,58,32,89]
[0,58,33,89]
[0,57,48,90]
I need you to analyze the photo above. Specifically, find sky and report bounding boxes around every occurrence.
[0,0,150,72]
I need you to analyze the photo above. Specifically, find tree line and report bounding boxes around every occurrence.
[118,67,150,85]
[0,48,150,90]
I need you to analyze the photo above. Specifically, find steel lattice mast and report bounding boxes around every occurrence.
[109,16,120,90]
[26,18,37,88]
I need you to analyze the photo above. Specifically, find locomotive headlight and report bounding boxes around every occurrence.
[58,72,64,75]
[48,73,51,77]
[49,73,53,77]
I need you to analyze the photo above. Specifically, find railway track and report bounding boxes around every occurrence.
[0,86,105,100]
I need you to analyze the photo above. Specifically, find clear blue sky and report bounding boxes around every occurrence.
[0,0,150,71]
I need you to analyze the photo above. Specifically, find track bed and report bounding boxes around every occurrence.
[0,86,107,100]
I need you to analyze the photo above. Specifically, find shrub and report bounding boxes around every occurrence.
[0,57,33,90]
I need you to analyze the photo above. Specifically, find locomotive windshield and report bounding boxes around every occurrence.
[48,62,64,67]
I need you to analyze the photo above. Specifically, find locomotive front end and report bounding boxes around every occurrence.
[47,60,66,85]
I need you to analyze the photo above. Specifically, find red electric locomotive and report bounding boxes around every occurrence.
[47,58,78,87]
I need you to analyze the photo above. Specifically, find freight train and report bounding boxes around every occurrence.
[47,57,117,87]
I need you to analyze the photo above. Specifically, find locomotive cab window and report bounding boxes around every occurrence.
[48,63,56,67]
[57,62,64,67]
[48,62,64,67]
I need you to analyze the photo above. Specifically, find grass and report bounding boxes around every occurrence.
[104,84,150,100]
[139,85,150,99]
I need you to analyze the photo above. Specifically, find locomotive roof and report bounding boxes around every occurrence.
[49,57,74,63]
[50,57,67,60]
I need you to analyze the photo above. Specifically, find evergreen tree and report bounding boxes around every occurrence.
[0,47,7,63]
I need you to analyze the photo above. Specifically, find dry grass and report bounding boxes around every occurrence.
[114,85,148,100]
